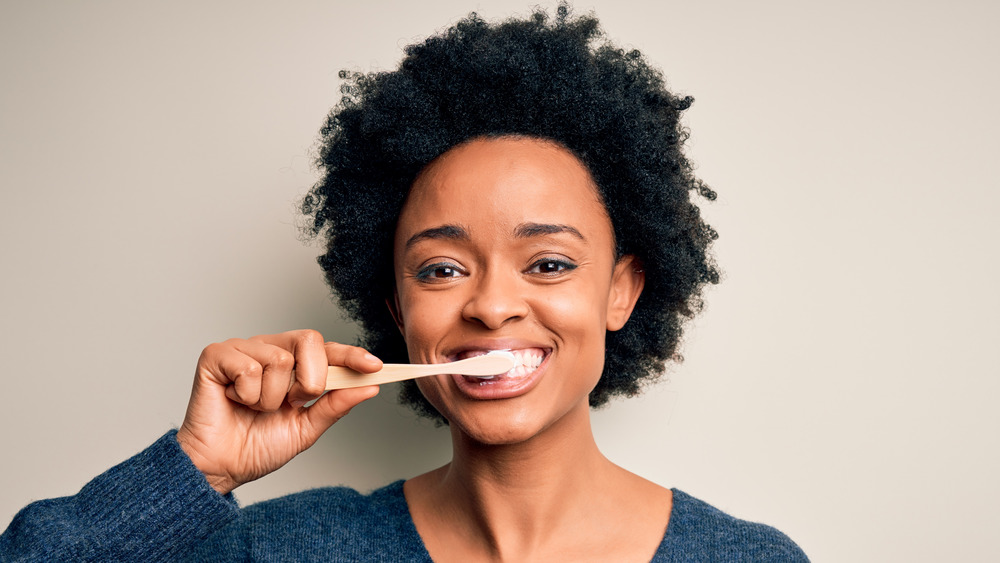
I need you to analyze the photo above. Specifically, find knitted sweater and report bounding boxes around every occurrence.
[0,432,808,562]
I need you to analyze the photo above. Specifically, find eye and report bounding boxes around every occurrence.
[526,258,577,276]
[415,262,465,282]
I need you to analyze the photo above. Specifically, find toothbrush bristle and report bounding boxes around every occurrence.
[476,349,516,378]
[486,349,516,363]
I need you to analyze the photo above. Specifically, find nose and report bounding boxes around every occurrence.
[461,267,529,329]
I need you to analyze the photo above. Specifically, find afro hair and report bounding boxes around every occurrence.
[303,4,719,422]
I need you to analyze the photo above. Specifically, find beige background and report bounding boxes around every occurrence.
[2,1,998,560]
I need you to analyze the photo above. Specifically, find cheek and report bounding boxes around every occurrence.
[538,280,613,385]
[535,281,610,340]
[415,377,446,412]
[397,289,458,359]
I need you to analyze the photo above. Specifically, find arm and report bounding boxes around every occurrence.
[1,330,382,561]
[0,431,239,562]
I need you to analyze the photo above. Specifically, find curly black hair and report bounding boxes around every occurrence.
[302,4,719,422]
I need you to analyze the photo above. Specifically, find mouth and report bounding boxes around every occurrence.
[452,348,548,382]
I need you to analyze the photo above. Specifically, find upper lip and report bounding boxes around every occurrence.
[444,339,551,362]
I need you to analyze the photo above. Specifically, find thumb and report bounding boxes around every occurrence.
[298,385,380,443]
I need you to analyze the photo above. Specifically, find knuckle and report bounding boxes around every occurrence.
[297,329,324,347]
[202,339,244,363]
[232,360,262,381]
[271,349,295,370]
[200,341,226,359]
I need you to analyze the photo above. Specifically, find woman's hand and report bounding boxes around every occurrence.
[175,329,381,495]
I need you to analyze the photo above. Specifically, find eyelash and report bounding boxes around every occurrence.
[526,258,577,276]
[414,262,465,282]
[413,258,577,283]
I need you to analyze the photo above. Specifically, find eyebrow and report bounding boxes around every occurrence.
[404,224,470,249]
[404,222,585,249]
[514,222,586,241]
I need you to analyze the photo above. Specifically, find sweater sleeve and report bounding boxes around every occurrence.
[0,430,244,562]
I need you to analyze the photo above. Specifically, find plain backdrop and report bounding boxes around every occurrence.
[2,1,998,561]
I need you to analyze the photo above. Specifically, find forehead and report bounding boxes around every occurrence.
[396,137,610,235]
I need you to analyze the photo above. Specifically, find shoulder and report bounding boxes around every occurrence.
[654,489,808,562]
[231,480,429,562]
[248,480,409,523]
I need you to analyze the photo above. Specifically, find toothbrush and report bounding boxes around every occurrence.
[323,350,517,390]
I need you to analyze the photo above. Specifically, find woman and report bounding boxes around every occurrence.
[1,6,807,561]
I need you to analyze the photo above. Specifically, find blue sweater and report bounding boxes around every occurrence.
[0,432,808,561]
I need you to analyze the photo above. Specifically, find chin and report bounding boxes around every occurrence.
[444,401,561,446]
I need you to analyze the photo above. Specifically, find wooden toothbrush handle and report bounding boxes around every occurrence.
[322,353,515,389]
[325,364,438,390]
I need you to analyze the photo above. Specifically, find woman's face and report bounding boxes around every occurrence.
[392,137,643,445]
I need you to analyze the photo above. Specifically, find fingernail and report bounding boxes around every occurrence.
[290,400,307,408]
[364,353,378,362]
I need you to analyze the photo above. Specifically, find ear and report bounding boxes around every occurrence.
[606,255,645,331]
[386,290,406,337]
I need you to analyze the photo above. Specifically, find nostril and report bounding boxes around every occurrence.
[458,271,531,329]
[461,299,528,329]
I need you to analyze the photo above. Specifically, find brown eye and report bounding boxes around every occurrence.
[527,259,577,276]
[416,262,464,282]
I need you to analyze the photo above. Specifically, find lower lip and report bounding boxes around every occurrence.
[449,355,549,400]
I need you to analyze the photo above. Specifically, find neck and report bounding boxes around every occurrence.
[433,402,618,555]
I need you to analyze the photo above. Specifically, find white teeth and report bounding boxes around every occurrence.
[456,348,546,381]
[475,348,544,381]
